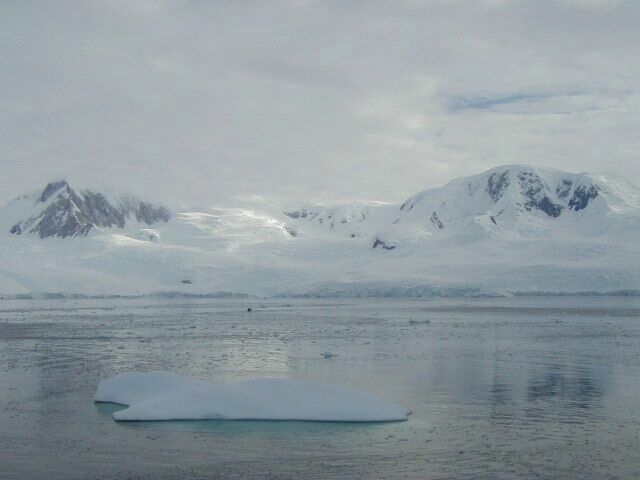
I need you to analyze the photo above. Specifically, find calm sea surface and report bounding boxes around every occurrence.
[0,297,638,479]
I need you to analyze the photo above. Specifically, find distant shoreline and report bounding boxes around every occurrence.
[1,289,639,301]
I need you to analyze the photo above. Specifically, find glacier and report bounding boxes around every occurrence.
[0,164,638,298]
[95,372,409,422]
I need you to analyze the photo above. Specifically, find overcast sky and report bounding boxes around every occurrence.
[1,0,639,207]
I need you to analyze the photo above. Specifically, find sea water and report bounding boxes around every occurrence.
[0,297,638,479]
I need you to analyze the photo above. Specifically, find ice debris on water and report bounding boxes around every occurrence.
[95,371,409,422]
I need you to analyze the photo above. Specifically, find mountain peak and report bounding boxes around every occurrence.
[3,166,638,242]
[39,179,70,203]
[0,167,637,297]
[7,181,170,239]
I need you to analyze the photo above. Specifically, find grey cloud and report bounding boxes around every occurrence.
[0,0,638,207]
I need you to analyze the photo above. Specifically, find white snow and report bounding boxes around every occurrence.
[94,371,409,422]
[1,165,639,297]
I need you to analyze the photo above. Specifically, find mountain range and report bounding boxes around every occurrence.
[1,165,638,297]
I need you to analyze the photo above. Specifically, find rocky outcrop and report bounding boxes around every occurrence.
[284,205,369,231]
[487,170,510,202]
[9,181,170,238]
[372,238,395,250]
[517,171,563,217]
[569,185,598,211]
[555,179,573,199]
[429,212,444,229]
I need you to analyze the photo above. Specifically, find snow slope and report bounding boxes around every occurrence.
[95,371,409,422]
[0,165,638,297]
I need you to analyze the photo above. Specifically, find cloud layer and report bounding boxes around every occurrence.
[1,0,638,206]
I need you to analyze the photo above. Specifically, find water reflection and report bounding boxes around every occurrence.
[527,366,604,409]
[1,297,638,480]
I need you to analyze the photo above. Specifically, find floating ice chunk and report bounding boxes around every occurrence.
[95,371,409,422]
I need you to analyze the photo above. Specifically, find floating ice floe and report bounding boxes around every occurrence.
[95,371,409,422]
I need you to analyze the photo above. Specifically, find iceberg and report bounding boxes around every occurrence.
[95,371,409,422]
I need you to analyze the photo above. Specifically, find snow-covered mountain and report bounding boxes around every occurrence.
[1,165,638,297]
[286,165,639,244]
[3,180,170,238]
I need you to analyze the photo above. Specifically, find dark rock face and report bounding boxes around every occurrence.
[517,171,563,218]
[429,212,444,229]
[83,192,126,228]
[284,210,307,219]
[10,182,170,239]
[528,196,563,217]
[556,179,573,199]
[372,238,395,250]
[128,200,170,224]
[283,226,298,237]
[569,185,598,211]
[39,180,69,203]
[487,170,510,202]
[34,194,95,238]
[284,207,367,231]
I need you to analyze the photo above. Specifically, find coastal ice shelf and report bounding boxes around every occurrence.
[95,372,410,422]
